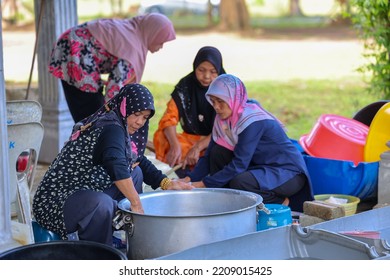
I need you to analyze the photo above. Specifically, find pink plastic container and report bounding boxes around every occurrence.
[299,114,369,166]
[340,231,380,239]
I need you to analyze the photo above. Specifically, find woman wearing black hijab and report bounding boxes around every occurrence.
[33,84,192,246]
[153,46,226,178]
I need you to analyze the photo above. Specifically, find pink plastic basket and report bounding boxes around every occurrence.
[299,114,369,166]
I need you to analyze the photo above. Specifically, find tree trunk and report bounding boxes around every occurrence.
[289,0,303,17]
[110,0,123,17]
[206,0,214,27]
[2,0,20,24]
[219,0,250,32]
[337,0,351,14]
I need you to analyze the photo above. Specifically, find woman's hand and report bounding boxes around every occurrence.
[115,178,144,214]
[177,176,191,183]
[164,126,182,167]
[191,181,205,188]
[129,199,144,214]
[182,136,211,169]
[164,177,204,189]
[166,179,194,190]
[183,145,200,169]
[166,143,182,167]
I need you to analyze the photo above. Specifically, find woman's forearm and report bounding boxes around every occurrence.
[115,178,144,213]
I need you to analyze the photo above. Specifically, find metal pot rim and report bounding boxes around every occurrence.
[117,188,263,218]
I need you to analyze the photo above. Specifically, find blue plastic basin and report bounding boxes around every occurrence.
[303,155,378,200]
[290,139,378,200]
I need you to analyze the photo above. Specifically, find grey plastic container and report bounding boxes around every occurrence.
[308,205,390,239]
[156,224,380,260]
[307,205,390,256]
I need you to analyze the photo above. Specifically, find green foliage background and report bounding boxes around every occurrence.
[350,0,390,99]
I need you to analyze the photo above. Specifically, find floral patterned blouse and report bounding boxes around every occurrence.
[32,126,115,239]
[48,23,135,102]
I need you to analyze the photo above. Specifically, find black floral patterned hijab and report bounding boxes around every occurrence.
[70,83,155,160]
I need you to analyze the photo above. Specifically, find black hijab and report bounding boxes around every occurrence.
[70,83,155,162]
[171,46,226,135]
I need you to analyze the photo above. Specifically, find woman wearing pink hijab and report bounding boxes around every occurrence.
[186,74,314,212]
[48,13,176,123]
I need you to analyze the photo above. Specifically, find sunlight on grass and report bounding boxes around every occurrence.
[250,16,331,29]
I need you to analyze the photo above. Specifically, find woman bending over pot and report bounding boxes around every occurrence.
[48,13,176,123]
[33,84,192,246]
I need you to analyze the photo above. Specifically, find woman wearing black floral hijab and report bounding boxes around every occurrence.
[33,84,192,246]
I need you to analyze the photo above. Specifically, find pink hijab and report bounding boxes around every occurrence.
[87,13,176,82]
[206,74,284,151]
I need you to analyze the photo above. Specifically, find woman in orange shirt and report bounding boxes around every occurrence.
[153,46,225,178]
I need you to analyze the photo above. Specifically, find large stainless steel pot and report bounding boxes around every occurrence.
[116,188,263,260]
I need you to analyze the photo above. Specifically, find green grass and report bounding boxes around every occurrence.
[250,15,331,29]
[143,77,380,141]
